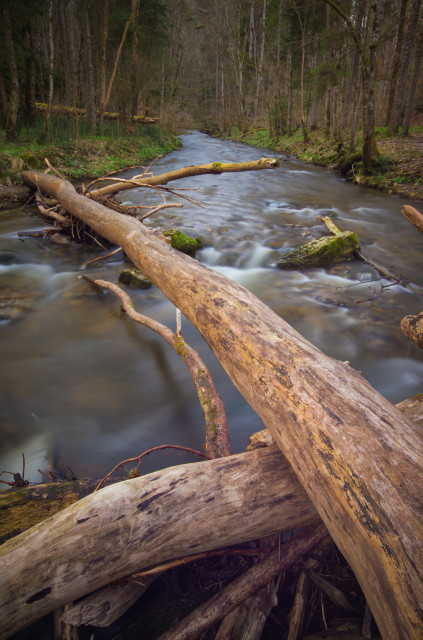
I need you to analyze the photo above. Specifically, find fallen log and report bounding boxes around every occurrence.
[87,157,280,199]
[20,170,423,639]
[402,204,423,235]
[156,523,328,640]
[401,311,423,348]
[0,447,318,639]
[35,101,158,124]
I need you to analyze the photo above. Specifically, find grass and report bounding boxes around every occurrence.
[227,125,423,202]
[0,117,181,184]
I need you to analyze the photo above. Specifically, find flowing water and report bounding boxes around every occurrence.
[1,131,422,483]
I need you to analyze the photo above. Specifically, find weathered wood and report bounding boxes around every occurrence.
[87,157,280,199]
[0,479,105,545]
[62,575,157,627]
[401,311,423,348]
[402,204,423,235]
[156,524,328,640]
[216,535,282,640]
[0,447,318,639]
[20,171,423,640]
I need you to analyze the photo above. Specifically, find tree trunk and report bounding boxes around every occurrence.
[0,446,318,639]
[20,170,423,640]
[3,4,20,141]
[99,0,110,125]
[402,22,423,135]
[384,0,409,127]
[388,0,422,134]
[81,0,96,134]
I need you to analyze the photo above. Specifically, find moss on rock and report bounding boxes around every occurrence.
[118,268,153,289]
[277,232,359,270]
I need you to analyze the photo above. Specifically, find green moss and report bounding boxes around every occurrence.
[277,232,359,270]
[174,335,187,358]
[118,268,153,289]
[165,230,200,257]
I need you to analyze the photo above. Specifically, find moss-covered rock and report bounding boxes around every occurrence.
[163,229,203,257]
[277,231,359,270]
[118,268,153,289]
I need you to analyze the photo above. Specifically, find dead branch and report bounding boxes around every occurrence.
[88,158,280,199]
[87,278,231,460]
[94,444,208,492]
[156,523,328,640]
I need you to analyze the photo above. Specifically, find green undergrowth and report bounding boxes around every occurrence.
[0,122,181,185]
[226,125,423,201]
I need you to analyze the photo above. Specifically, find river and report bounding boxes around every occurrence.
[1,131,422,483]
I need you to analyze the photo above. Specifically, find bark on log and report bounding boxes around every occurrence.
[88,158,280,199]
[402,204,423,235]
[401,311,423,348]
[61,575,157,627]
[0,447,318,639]
[20,171,423,640]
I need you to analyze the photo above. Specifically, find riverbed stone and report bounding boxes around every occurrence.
[118,268,153,289]
[277,231,359,270]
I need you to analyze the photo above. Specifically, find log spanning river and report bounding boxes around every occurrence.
[1,131,422,483]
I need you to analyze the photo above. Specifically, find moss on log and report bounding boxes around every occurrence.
[0,480,102,545]
[277,231,359,269]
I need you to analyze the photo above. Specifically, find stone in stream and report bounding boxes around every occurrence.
[277,231,359,270]
[118,268,153,289]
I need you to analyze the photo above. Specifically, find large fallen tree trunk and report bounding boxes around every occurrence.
[0,447,318,639]
[20,171,423,639]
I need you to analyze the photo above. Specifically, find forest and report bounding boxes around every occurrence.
[1,0,423,171]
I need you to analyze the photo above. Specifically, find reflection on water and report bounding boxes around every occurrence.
[1,131,422,482]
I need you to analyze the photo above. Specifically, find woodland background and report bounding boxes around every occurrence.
[1,0,422,150]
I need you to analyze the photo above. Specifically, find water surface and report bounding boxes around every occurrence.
[1,131,422,482]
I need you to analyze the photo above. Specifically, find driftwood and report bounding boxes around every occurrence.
[0,447,318,639]
[19,170,423,639]
[402,204,423,235]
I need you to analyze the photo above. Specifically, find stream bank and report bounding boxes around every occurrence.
[225,126,423,202]
[0,125,180,199]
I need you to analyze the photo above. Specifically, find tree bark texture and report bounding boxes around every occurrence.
[20,171,423,640]
[401,312,423,348]
[88,158,280,198]
[0,447,318,639]
[402,204,423,235]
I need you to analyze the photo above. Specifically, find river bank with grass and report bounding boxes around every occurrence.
[0,121,180,187]
[227,126,423,202]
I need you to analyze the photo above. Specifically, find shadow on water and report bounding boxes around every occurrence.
[1,131,422,482]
